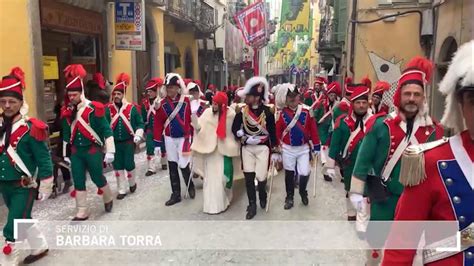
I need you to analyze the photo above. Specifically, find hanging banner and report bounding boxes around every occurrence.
[115,0,146,51]
[233,1,267,47]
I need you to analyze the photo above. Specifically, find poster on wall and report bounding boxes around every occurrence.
[115,0,146,51]
[71,34,97,65]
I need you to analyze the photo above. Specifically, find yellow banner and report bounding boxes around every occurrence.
[43,56,59,80]
[115,23,136,32]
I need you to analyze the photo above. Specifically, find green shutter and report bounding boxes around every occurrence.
[336,0,348,43]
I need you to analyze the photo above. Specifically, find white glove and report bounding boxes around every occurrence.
[349,193,364,211]
[245,136,261,145]
[154,147,161,156]
[271,153,282,163]
[64,157,71,165]
[38,177,53,201]
[104,152,115,164]
[133,135,142,144]
[236,129,245,138]
[326,168,336,179]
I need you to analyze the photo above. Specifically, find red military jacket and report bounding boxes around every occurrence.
[153,94,191,144]
[276,105,320,150]
[382,130,474,266]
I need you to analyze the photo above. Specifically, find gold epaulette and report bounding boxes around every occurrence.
[399,137,449,187]
[266,104,275,114]
[235,103,245,114]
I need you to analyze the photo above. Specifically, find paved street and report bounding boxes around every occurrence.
[0,151,366,265]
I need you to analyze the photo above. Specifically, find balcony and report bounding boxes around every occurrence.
[196,1,215,34]
[166,0,215,35]
[317,19,343,53]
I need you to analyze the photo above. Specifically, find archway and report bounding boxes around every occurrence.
[432,37,458,121]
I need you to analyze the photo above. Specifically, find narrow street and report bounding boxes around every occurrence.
[1,151,365,265]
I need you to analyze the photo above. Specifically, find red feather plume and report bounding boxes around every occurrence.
[405,56,433,83]
[10,67,25,89]
[64,64,87,79]
[115,73,130,86]
[345,77,353,85]
[194,80,203,89]
[375,81,391,92]
[361,76,372,89]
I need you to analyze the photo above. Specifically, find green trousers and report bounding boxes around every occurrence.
[71,145,107,190]
[370,194,400,221]
[0,181,35,242]
[113,140,135,171]
[146,133,154,156]
[223,156,233,189]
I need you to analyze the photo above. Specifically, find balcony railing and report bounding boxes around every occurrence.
[318,18,341,51]
[166,0,215,34]
[196,1,215,33]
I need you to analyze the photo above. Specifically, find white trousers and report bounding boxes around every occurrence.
[241,145,269,181]
[356,198,370,233]
[320,145,329,165]
[164,136,191,168]
[282,144,310,176]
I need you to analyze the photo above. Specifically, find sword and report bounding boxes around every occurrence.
[265,160,276,213]
[312,154,319,198]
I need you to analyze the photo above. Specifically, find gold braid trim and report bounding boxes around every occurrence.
[243,106,266,136]
[399,137,449,187]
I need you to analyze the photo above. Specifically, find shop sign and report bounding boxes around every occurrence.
[115,0,146,51]
[43,56,59,80]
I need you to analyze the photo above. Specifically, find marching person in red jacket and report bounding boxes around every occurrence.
[275,83,320,209]
[154,73,195,206]
[382,40,474,266]
[371,81,391,115]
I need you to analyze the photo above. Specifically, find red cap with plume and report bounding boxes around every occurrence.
[92,72,106,90]
[0,67,25,99]
[326,81,341,96]
[350,76,372,101]
[64,64,87,92]
[145,78,164,91]
[373,81,391,95]
[213,91,228,140]
[194,80,203,89]
[183,78,193,86]
[315,76,328,85]
[393,56,433,108]
[113,73,130,93]
[344,76,355,95]
[208,83,216,91]
[350,86,370,102]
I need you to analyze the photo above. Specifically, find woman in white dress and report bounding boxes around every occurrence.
[191,92,240,214]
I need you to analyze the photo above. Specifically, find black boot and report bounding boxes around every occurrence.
[165,162,182,206]
[246,202,257,220]
[130,184,137,193]
[323,174,333,182]
[257,180,267,209]
[299,175,310,206]
[62,180,73,194]
[284,170,295,210]
[145,170,155,176]
[284,197,294,210]
[104,201,113,212]
[181,164,195,199]
[165,193,181,206]
[244,173,257,219]
[23,249,49,264]
[162,163,168,170]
